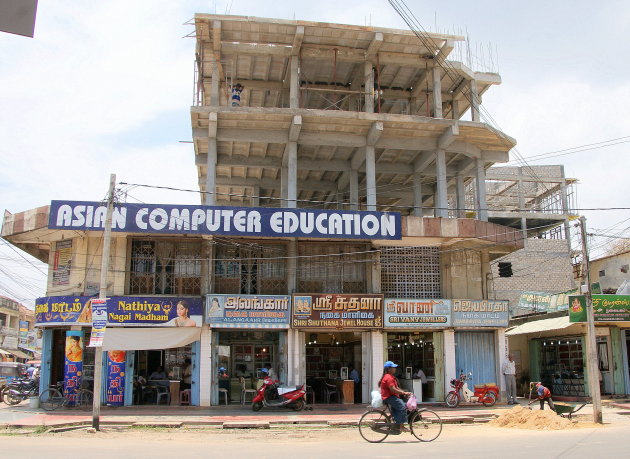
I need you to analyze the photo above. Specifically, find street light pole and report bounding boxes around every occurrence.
[92,173,116,430]
[578,216,603,424]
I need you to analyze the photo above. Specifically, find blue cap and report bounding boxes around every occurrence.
[219,367,226,371]
[384,361,398,368]
[260,368,269,374]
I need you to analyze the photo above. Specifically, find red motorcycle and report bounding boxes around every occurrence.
[445,372,498,408]
[252,375,306,412]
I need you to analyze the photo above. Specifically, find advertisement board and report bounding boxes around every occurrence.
[106,351,126,406]
[35,296,203,327]
[48,201,401,240]
[292,294,383,329]
[569,295,630,322]
[206,294,291,329]
[383,298,451,328]
[452,299,509,327]
[63,331,83,407]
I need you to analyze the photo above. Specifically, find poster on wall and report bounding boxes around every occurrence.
[292,294,383,329]
[88,299,108,347]
[206,294,291,329]
[35,296,203,327]
[106,351,126,406]
[384,298,451,328]
[452,299,509,327]
[52,239,72,286]
[569,295,630,322]
[63,331,84,407]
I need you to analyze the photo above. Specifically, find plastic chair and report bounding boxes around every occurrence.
[218,388,229,405]
[179,389,191,406]
[305,385,316,405]
[240,377,257,405]
[324,383,339,403]
[155,385,171,405]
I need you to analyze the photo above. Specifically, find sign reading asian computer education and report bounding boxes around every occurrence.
[48,201,401,240]
[206,294,291,329]
[292,294,383,329]
[384,298,451,328]
[451,299,509,327]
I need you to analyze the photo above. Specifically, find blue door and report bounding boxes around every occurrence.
[455,332,497,385]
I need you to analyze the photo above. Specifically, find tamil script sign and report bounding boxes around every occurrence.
[206,294,291,329]
[384,298,451,328]
[518,283,603,313]
[292,294,383,329]
[35,296,203,327]
[48,201,402,240]
[569,295,630,322]
[452,299,509,327]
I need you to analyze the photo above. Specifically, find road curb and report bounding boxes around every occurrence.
[223,421,270,429]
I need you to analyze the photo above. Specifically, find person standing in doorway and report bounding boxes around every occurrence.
[349,364,360,403]
[502,354,517,405]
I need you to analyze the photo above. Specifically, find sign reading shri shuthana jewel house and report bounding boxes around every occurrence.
[569,295,630,322]
[48,201,401,240]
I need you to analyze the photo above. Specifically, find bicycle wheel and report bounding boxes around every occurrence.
[40,388,64,411]
[358,409,391,443]
[77,389,94,409]
[410,409,442,442]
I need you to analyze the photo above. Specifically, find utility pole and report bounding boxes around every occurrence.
[578,216,603,424]
[92,173,116,430]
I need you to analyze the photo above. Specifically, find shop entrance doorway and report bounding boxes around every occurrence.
[305,332,362,404]
[386,332,435,401]
[132,345,192,405]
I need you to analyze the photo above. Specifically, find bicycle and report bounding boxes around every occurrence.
[39,382,93,411]
[358,404,443,443]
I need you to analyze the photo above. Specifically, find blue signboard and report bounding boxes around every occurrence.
[206,294,291,329]
[106,351,126,406]
[64,331,84,407]
[451,299,509,327]
[48,201,402,240]
[35,296,203,327]
[384,298,451,328]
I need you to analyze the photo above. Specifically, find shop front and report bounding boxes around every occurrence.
[383,298,452,402]
[452,299,510,400]
[291,293,384,404]
[35,295,203,407]
[205,294,291,405]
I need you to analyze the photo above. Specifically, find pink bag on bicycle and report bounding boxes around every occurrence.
[406,394,418,411]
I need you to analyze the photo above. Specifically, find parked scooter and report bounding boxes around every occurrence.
[445,372,498,408]
[251,369,306,412]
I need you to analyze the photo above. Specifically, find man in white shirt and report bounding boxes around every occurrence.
[502,354,517,405]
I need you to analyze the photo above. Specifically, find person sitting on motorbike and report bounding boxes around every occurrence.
[379,361,412,433]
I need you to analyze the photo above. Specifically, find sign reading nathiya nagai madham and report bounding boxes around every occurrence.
[48,201,401,240]
[292,294,383,329]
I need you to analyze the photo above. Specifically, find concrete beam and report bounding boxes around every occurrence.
[291,26,304,56]
[410,70,429,99]
[366,32,384,60]
[437,124,459,149]
[214,176,338,193]
[414,151,434,173]
[366,121,384,146]
[288,115,302,142]
[436,39,455,60]
[208,112,217,138]
[212,20,221,53]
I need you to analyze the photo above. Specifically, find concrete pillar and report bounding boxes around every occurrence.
[287,239,297,294]
[204,138,217,206]
[517,167,527,239]
[432,66,442,118]
[369,331,385,401]
[443,329,456,401]
[497,329,508,401]
[475,158,488,221]
[279,331,288,387]
[470,79,480,122]
[252,186,260,207]
[349,169,359,210]
[210,329,219,405]
[210,59,220,106]
[435,149,448,217]
[287,142,297,208]
[199,327,212,406]
[365,146,377,211]
[281,166,288,207]
[433,331,445,401]
[412,173,423,217]
[452,98,460,120]
[290,55,299,109]
[364,61,374,113]
[455,173,466,217]
[288,330,305,386]
[559,165,573,253]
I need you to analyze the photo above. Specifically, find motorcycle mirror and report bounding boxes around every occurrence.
[468,372,473,376]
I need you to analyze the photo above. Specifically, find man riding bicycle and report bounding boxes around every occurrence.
[379,361,412,433]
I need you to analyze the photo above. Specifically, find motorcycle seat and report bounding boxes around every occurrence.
[474,383,497,389]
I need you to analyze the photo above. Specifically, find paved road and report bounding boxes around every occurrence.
[1,422,629,459]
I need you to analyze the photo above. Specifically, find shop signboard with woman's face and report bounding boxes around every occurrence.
[35,296,203,327]
[292,294,383,328]
[206,294,291,328]
[384,299,451,328]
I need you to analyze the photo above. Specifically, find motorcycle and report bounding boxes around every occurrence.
[445,372,498,408]
[252,376,306,412]
[3,377,39,405]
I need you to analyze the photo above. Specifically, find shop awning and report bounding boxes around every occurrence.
[0,348,11,356]
[0,349,32,359]
[505,316,576,336]
[101,328,201,351]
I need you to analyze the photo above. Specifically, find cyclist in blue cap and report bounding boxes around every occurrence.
[379,361,412,433]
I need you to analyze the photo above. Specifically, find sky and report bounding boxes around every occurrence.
[1,0,629,307]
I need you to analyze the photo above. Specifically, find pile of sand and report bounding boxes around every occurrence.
[489,405,574,430]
